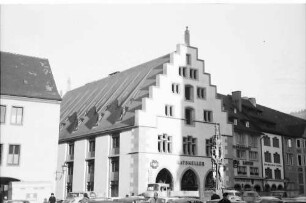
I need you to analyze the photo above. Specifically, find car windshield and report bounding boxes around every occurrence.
[246,193,257,197]
[67,193,80,198]
[227,192,241,197]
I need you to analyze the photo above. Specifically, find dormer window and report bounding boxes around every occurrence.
[245,121,249,128]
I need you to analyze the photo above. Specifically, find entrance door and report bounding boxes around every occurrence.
[181,169,198,191]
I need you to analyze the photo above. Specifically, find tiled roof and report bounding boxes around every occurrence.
[1,52,61,101]
[218,93,306,138]
[59,54,170,141]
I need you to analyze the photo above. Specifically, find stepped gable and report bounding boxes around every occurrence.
[59,54,170,141]
[1,51,61,101]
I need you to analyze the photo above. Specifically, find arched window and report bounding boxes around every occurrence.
[265,167,272,179]
[273,153,280,164]
[156,168,173,189]
[273,137,279,148]
[181,169,198,191]
[264,151,271,163]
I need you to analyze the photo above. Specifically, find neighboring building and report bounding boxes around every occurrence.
[56,29,234,199]
[219,91,306,195]
[219,92,264,192]
[0,52,61,202]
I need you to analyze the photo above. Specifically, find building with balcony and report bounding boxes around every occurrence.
[55,29,234,199]
[0,52,61,202]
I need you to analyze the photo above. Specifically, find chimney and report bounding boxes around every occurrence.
[249,97,256,107]
[232,91,242,112]
[66,77,71,92]
[184,26,190,46]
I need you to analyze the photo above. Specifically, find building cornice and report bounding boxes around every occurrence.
[0,94,61,104]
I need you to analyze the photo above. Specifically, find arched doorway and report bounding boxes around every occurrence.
[277,185,283,190]
[156,168,173,189]
[204,171,215,190]
[254,185,261,192]
[264,184,270,192]
[271,184,277,191]
[181,169,198,191]
[234,184,242,191]
[244,184,251,191]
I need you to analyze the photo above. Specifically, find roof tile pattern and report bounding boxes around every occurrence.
[1,52,61,101]
[59,54,170,141]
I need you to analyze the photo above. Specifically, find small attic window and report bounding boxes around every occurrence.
[186,54,191,65]
[234,119,238,125]
[246,121,250,128]
[234,108,237,114]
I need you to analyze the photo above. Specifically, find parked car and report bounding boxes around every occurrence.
[63,192,95,203]
[259,196,282,203]
[166,198,203,203]
[113,196,146,203]
[242,191,261,203]
[4,200,30,203]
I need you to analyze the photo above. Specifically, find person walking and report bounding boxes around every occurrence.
[218,193,231,203]
[48,193,56,203]
[149,192,163,203]
[80,193,89,203]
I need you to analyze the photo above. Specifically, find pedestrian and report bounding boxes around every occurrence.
[49,193,56,203]
[149,192,163,203]
[218,193,231,203]
[80,193,89,203]
[211,193,220,200]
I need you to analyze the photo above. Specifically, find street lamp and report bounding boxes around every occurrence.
[55,163,68,180]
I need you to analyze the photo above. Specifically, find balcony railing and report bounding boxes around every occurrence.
[110,172,119,181]
[67,154,74,161]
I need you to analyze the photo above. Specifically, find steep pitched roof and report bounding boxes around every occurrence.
[59,54,170,141]
[1,52,61,101]
[218,93,306,138]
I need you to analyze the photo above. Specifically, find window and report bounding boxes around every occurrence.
[297,139,301,148]
[273,137,279,148]
[179,67,187,77]
[273,153,281,164]
[263,136,271,146]
[185,107,195,125]
[265,168,272,179]
[185,85,194,101]
[189,69,198,79]
[0,105,6,123]
[67,163,73,193]
[67,143,74,160]
[245,121,250,128]
[0,144,2,165]
[165,105,173,117]
[86,161,94,191]
[88,139,95,158]
[250,167,259,175]
[112,134,120,155]
[186,54,191,65]
[111,158,119,172]
[236,150,246,159]
[237,166,247,175]
[183,136,197,156]
[203,110,213,122]
[249,151,258,160]
[287,139,292,148]
[249,136,258,148]
[206,138,212,157]
[264,151,272,163]
[158,134,172,153]
[236,133,245,145]
[7,145,20,165]
[234,119,238,125]
[234,108,237,114]
[286,153,293,165]
[171,83,180,94]
[197,87,206,99]
[275,169,281,179]
[11,106,23,125]
[298,155,302,166]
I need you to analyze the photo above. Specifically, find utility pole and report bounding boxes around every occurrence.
[211,123,224,196]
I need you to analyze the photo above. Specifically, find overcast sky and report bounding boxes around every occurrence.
[1,3,305,113]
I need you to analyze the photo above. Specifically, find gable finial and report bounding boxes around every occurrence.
[184,26,190,46]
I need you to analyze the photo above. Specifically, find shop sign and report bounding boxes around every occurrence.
[150,160,159,169]
[243,161,253,166]
[264,163,281,167]
[178,160,205,166]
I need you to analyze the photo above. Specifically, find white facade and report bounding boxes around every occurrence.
[56,43,233,200]
[261,132,284,190]
[0,95,61,201]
